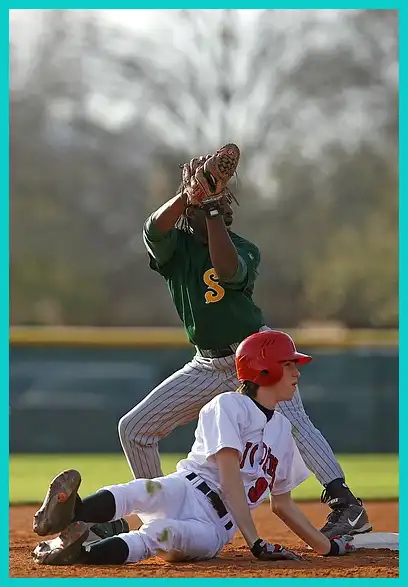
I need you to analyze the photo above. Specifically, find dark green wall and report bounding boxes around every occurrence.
[9,345,398,454]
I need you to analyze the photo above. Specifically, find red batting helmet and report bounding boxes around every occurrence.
[235,330,312,387]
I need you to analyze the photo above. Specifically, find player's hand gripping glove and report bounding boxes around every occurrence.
[181,143,240,216]
[250,538,303,561]
[323,535,355,556]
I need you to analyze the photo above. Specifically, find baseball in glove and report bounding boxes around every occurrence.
[181,143,240,217]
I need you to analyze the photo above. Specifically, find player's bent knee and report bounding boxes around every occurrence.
[118,409,145,443]
[118,412,131,442]
[138,520,182,556]
[118,407,162,446]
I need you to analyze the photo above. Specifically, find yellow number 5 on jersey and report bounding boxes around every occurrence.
[203,268,225,304]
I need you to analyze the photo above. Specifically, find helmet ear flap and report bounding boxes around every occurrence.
[254,363,283,386]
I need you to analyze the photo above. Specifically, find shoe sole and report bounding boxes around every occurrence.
[322,523,373,539]
[33,469,81,536]
[33,521,89,565]
[350,523,373,535]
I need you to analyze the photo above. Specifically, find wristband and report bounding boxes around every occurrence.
[202,203,222,219]
[250,538,264,557]
[204,207,221,218]
[323,539,340,557]
[200,198,222,218]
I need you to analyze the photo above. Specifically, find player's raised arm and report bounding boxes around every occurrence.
[182,144,241,281]
[270,491,355,556]
[147,155,213,234]
[143,155,216,265]
[205,212,240,281]
[148,192,188,235]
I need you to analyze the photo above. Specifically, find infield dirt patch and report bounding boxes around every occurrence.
[10,501,398,578]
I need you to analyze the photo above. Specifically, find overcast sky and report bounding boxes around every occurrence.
[10,8,342,34]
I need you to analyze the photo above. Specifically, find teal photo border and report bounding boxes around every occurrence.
[4,2,10,584]
[6,3,401,585]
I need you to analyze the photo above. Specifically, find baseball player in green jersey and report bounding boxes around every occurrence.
[119,145,372,539]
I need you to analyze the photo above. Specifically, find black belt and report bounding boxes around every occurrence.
[186,472,233,531]
[196,346,234,359]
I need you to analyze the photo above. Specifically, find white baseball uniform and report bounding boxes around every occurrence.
[104,392,309,563]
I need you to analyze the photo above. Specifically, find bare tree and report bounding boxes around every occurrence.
[10,9,398,327]
[99,11,397,172]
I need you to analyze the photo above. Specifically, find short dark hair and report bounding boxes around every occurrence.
[237,380,259,398]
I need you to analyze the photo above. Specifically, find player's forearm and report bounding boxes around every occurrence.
[150,192,187,233]
[205,216,239,280]
[221,476,259,547]
[271,494,331,555]
[215,449,259,547]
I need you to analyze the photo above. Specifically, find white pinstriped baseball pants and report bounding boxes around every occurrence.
[118,329,344,486]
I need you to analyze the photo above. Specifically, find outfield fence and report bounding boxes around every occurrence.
[9,327,399,455]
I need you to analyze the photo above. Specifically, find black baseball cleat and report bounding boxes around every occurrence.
[320,497,373,539]
[33,469,81,536]
[32,521,89,565]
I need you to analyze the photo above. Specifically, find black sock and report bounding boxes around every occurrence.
[324,478,360,505]
[80,536,130,565]
[73,490,116,523]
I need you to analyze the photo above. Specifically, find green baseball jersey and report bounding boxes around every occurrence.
[144,218,265,349]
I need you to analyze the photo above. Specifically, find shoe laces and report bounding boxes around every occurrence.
[322,507,344,529]
[321,497,364,531]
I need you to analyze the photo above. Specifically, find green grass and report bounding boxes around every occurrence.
[9,453,398,504]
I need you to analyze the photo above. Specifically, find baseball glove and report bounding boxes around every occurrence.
[251,539,303,561]
[181,143,240,209]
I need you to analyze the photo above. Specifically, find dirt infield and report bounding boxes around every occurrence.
[10,501,398,578]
